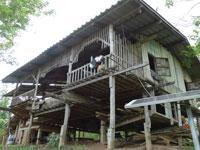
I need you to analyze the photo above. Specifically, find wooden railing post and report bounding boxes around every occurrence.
[67,55,73,84]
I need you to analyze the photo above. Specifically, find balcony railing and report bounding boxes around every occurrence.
[66,54,131,85]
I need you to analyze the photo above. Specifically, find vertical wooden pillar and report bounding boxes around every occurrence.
[22,114,33,145]
[15,120,21,144]
[108,76,116,150]
[186,105,200,150]
[177,102,182,127]
[144,106,152,150]
[149,89,156,114]
[178,137,182,150]
[100,120,106,144]
[82,131,85,138]
[14,124,19,144]
[59,103,70,148]
[125,131,128,142]
[197,117,200,138]
[58,52,72,148]
[165,103,173,125]
[107,24,116,150]
[36,128,42,145]
[23,70,40,145]
[2,136,5,145]
[67,55,73,84]
[173,103,178,121]
[78,130,80,138]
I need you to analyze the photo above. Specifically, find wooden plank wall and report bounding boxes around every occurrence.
[113,32,143,76]
[142,40,191,93]
[38,25,144,80]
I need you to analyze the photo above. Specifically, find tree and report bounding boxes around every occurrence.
[0,0,53,64]
[165,0,200,68]
[0,90,10,138]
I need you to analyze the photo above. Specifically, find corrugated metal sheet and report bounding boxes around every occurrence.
[2,0,199,83]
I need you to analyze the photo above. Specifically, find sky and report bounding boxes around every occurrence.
[0,0,200,92]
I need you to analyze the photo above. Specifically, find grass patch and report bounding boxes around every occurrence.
[0,145,86,150]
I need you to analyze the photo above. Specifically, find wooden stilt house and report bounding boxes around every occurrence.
[3,0,200,149]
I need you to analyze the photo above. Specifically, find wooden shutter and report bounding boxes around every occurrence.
[154,57,171,76]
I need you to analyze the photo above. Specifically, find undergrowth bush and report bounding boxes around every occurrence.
[47,132,59,147]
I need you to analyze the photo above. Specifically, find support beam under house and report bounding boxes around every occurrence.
[23,70,40,145]
[107,24,116,150]
[186,105,200,150]
[100,120,106,144]
[36,128,42,145]
[59,103,70,148]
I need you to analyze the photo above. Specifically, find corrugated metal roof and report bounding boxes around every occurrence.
[2,0,199,83]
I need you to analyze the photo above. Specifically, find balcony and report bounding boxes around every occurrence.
[66,54,139,87]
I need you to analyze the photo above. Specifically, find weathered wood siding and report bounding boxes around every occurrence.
[114,32,143,76]
[142,40,191,93]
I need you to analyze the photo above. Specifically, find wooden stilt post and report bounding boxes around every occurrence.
[58,51,72,148]
[100,120,106,144]
[178,137,182,150]
[177,102,182,127]
[14,124,19,144]
[36,128,42,145]
[173,103,178,121]
[23,114,33,145]
[107,24,116,150]
[19,121,25,144]
[23,70,40,145]
[108,75,116,150]
[82,131,84,138]
[78,130,80,141]
[164,103,174,125]
[197,117,200,137]
[149,89,156,114]
[125,131,128,142]
[186,104,200,150]
[59,103,70,148]
[15,120,22,144]
[2,136,5,145]
[144,106,152,150]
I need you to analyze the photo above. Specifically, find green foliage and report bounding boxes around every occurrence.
[191,16,200,43]
[47,132,59,147]
[165,0,174,8]
[165,0,200,68]
[0,90,9,137]
[82,132,99,140]
[0,145,86,150]
[0,0,53,64]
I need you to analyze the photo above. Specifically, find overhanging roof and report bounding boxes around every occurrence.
[2,0,200,83]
